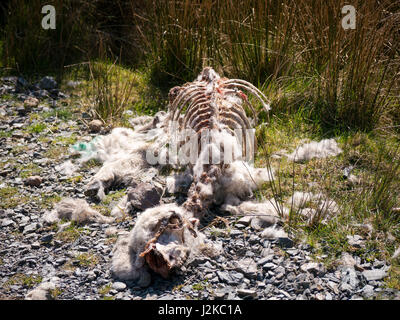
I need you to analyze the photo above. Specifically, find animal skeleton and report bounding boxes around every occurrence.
[166,67,271,219]
[126,67,273,279]
[76,67,274,284]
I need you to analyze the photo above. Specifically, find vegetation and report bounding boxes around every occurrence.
[1,0,399,291]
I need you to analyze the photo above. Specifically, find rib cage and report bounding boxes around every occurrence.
[167,67,271,218]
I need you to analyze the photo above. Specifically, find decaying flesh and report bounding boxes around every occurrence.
[110,203,216,286]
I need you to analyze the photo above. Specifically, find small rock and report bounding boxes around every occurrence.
[127,183,162,211]
[275,237,294,248]
[24,176,43,187]
[112,282,127,292]
[341,266,359,288]
[31,242,41,249]
[362,269,387,281]
[213,290,226,299]
[237,289,257,298]
[300,262,323,275]
[216,271,233,284]
[39,76,57,90]
[237,216,252,226]
[23,222,40,234]
[361,284,375,298]
[346,235,364,248]
[24,97,39,108]
[257,255,274,265]
[314,293,325,300]
[40,234,53,243]
[1,219,15,227]
[232,258,258,279]
[88,119,103,133]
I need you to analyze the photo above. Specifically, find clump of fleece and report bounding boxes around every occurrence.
[217,161,274,205]
[166,169,193,194]
[111,203,217,286]
[222,199,289,240]
[54,160,79,176]
[42,198,113,224]
[82,111,169,200]
[286,191,340,225]
[286,139,342,162]
[222,199,287,220]
[25,277,60,300]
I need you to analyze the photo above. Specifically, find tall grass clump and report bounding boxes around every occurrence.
[85,55,137,123]
[132,0,298,86]
[294,0,400,131]
[2,0,95,75]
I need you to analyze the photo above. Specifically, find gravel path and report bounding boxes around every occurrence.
[0,76,399,300]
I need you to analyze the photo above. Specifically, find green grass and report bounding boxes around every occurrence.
[75,253,100,268]
[0,186,28,209]
[4,274,42,289]
[17,163,41,179]
[253,109,400,281]
[54,222,87,243]
[26,123,47,134]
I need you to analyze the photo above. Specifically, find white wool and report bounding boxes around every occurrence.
[54,160,78,176]
[42,198,113,224]
[261,226,288,239]
[192,129,243,180]
[110,195,129,219]
[25,278,60,300]
[219,161,274,201]
[166,170,193,194]
[222,199,288,220]
[392,246,400,260]
[286,191,339,225]
[286,191,317,208]
[110,232,151,287]
[286,139,342,162]
[92,127,149,164]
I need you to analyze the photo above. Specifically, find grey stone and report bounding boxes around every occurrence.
[237,289,257,298]
[237,216,252,226]
[275,237,294,248]
[232,258,258,279]
[23,222,40,234]
[1,219,15,227]
[234,223,246,230]
[300,262,323,275]
[263,262,276,271]
[40,234,53,243]
[24,176,43,187]
[88,120,103,133]
[39,76,57,90]
[361,284,375,298]
[230,271,245,283]
[127,183,162,210]
[112,282,127,292]
[362,269,387,281]
[213,290,226,299]
[341,266,359,288]
[257,255,274,265]
[217,271,232,284]
[346,235,364,248]
[31,242,41,249]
